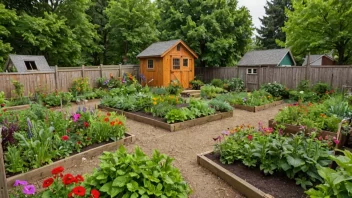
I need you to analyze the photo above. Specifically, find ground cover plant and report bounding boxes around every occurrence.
[214,124,334,189]
[274,96,352,132]
[215,90,276,107]
[260,82,289,99]
[1,104,127,175]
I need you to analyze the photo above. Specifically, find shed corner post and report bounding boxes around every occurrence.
[0,138,10,198]
[81,65,85,78]
[119,64,122,78]
[99,64,103,78]
[54,65,59,90]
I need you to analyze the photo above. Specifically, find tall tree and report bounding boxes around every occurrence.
[282,0,352,65]
[156,0,252,67]
[105,0,159,64]
[0,3,16,66]
[257,0,292,49]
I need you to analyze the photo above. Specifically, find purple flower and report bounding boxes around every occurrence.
[22,185,36,195]
[221,130,230,136]
[13,180,28,187]
[103,80,109,85]
[73,113,81,122]
[82,107,87,113]
[242,97,247,103]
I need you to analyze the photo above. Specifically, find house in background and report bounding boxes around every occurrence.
[302,54,335,66]
[4,55,52,72]
[137,39,198,88]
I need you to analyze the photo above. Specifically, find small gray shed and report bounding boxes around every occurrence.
[4,55,52,72]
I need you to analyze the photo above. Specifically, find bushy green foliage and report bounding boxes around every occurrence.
[190,79,204,90]
[227,78,244,92]
[101,93,152,112]
[166,80,183,95]
[42,92,73,107]
[150,102,175,118]
[85,146,191,198]
[209,99,233,112]
[312,83,331,96]
[215,127,333,189]
[261,82,288,98]
[297,80,310,92]
[210,79,224,88]
[215,90,276,107]
[200,85,225,99]
[165,109,188,123]
[306,150,352,197]
[151,87,169,95]
[289,90,319,102]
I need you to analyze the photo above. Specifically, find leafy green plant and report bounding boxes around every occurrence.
[189,99,216,116]
[70,77,91,95]
[297,80,311,92]
[306,149,352,197]
[85,146,192,198]
[151,87,168,95]
[0,91,6,106]
[209,99,233,112]
[167,80,183,95]
[200,85,225,99]
[11,80,24,98]
[227,78,244,92]
[289,90,320,102]
[210,79,224,88]
[261,82,288,98]
[190,79,204,90]
[42,92,73,107]
[215,126,333,189]
[312,82,331,96]
[149,102,175,117]
[165,108,188,123]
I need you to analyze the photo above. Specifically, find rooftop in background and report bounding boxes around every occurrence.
[302,54,335,66]
[4,55,52,72]
[238,49,296,67]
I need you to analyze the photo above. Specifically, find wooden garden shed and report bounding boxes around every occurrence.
[137,39,198,88]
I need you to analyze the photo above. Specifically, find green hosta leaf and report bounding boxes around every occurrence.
[110,187,124,197]
[279,161,291,171]
[122,192,131,198]
[100,181,112,193]
[345,181,352,194]
[113,175,130,187]
[287,156,305,168]
[96,173,108,180]
[131,192,139,198]
[164,175,174,184]
[141,195,149,198]
[127,181,139,192]
[117,170,126,175]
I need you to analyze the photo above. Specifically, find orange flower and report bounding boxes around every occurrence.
[104,117,109,122]
[110,121,115,126]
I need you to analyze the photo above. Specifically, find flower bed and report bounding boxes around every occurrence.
[99,105,233,132]
[198,124,336,198]
[233,100,284,112]
[1,104,129,178]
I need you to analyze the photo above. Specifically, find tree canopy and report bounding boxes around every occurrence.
[282,0,352,65]
[257,0,292,49]
[156,0,253,67]
[0,3,16,65]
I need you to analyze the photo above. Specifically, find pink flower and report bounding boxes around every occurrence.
[247,135,253,141]
[318,136,323,141]
[333,137,340,145]
[73,114,81,122]
[22,185,36,195]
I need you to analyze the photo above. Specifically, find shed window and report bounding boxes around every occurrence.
[247,68,257,74]
[24,61,37,70]
[183,59,188,67]
[173,58,180,70]
[147,60,154,69]
[177,44,181,51]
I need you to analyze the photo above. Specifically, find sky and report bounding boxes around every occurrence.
[237,0,267,30]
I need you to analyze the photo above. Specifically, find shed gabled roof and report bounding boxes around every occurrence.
[137,39,198,58]
[5,55,52,72]
[238,49,296,66]
[302,54,334,66]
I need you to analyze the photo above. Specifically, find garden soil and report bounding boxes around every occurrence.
[31,101,288,198]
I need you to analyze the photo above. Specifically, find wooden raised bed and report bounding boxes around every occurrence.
[198,151,275,198]
[6,133,136,188]
[233,100,284,112]
[2,104,30,111]
[99,105,233,132]
[268,119,336,137]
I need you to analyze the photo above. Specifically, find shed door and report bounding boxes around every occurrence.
[170,56,191,88]
[246,68,259,91]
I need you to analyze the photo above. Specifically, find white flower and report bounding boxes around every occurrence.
[299,91,304,94]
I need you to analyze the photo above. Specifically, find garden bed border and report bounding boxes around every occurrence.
[6,133,136,188]
[98,105,233,132]
[197,151,273,198]
[233,100,284,112]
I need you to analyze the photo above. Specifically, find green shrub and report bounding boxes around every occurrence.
[289,90,319,102]
[42,92,73,107]
[85,146,192,198]
[151,87,169,95]
[167,80,183,95]
[312,82,331,96]
[190,79,204,90]
[261,82,288,98]
[210,79,224,88]
[227,78,244,92]
[200,85,225,99]
[297,80,310,92]
[150,102,175,117]
[209,99,233,112]
[189,99,216,116]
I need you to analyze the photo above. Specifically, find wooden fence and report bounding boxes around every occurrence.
[195,66,352,90]
[0,65,139,98]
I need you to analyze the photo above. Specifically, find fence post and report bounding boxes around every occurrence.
[0,138,9,198]
[81,65,85,78]
[119,64,122,78]
[54,65,59,90]
[305,53,310,81]
[99,64,103,78]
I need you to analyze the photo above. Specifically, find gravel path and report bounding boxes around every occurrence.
[31,102,285,197]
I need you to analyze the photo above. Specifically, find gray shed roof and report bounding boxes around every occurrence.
[137,39,181,58]
[302,54,334,66]
[238,49,295,66]
[5,55,52,72]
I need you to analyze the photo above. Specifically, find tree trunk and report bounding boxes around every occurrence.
[337,45,345,65]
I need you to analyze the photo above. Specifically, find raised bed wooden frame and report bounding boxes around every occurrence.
[99,105,233,132]
[233,100,284,112]
[197,151,273,198]
[6,133,136,188]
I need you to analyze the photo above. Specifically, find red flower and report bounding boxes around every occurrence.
[247,135,253,141]
[68,191,73,198]
[62,174,76,185]
[104,117,109,122]
[117,121,123,126]
[72,186,86,196]
[84,122,89,128]
[106,112,111,116]
[86,137,91,140]
[77,141,81,145]
[110,121,115,126]
[75,175,84,182]
[3,109,6,112]
[62,135,69,141]
[1,104,4,107]
[91,189,100,198]
[51,166,64,175]
[42,178,54,188]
